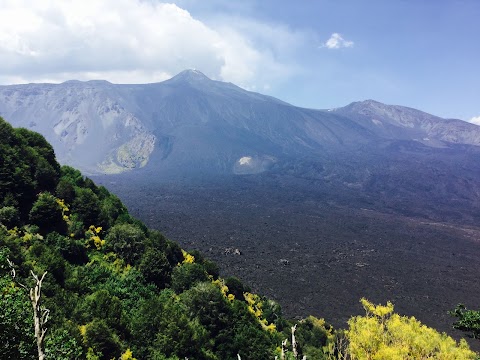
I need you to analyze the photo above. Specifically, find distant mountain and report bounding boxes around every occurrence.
[2,70,478,177]
[334,99,480,147]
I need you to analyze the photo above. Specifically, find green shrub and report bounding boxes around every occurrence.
[29,192,65,234]
[171,263,208,293]
[0,206,20,228]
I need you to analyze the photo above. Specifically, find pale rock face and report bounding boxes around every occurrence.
[99,133,156,174]
[0,81,156,174]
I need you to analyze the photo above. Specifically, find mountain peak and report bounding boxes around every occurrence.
[168,69,211,83]
[361,99,383,106]
[352,99,386,108]
[339,99,393,114]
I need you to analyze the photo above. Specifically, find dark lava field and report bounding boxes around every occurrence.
[96,174,480,348]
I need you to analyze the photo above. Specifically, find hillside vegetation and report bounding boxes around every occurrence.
[1,116,478,359]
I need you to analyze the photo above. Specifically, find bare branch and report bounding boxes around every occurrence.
[292,324,298,359]
[41,307,49,325]
[281,339,287,360]
[7,257,15,278]
[6,257,27,289]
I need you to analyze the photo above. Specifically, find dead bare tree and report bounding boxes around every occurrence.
[238,325,308,360]
[281,338,288,360]
[325,330,349,360]
[30,271,49,360]
[291,324,298,359]
[7,258,49,360]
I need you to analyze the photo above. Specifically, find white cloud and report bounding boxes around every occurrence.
[0,0,300,88]
[322,33,354,49]
[469,116,480,126]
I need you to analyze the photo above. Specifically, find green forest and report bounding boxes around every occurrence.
[0,115,479,359]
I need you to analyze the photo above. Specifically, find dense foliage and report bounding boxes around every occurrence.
[450,304,480,340]
[0,117,477,359]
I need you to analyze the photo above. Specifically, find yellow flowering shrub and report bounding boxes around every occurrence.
[244,292,276,332]
[56,198,70,222]
[211,278,236,302]
[346,298,477,360]
[7,226,19,236]
[181,249,195,264]
[85,225,105,250]
[120,348,137,360]
[99,252,132,274]
[79,324,87,340]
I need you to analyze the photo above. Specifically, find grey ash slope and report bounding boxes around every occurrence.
[1,70,480,181]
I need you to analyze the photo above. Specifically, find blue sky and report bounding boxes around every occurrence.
[0,0,479,122]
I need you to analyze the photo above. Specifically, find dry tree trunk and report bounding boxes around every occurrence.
[7,258,49,360]
[291,324,298,359]
[30,271,49,360]
[281,339,288,360]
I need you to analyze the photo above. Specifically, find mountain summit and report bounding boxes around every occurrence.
[167,69,212,83]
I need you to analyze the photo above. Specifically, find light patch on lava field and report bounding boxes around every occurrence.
[238,156,252,165]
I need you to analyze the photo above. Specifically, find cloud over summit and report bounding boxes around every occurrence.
[0,0,295,88]
[469,116,480,126]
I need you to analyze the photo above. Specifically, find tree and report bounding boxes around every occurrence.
[55,179,76,204]
[71,187,100,227]
[224,277,251,301]
[99,194,127,229]
[151,294,209,360]
[29,192,65,234]
[182,282,231,338]
[139,248,172,288]
[77,289,122,329]
[34,157,59,193]
[0,205,20,228]
[82,319,122,360]
[59,165,85,187]
[105,223,146,265]
[44,328,83,360]
[170,263,208,293]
